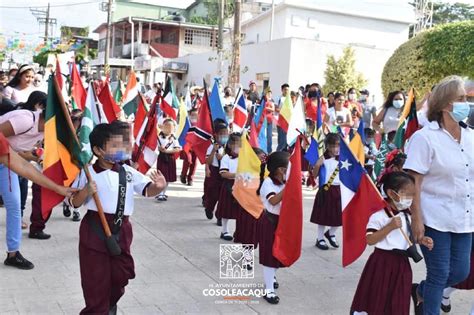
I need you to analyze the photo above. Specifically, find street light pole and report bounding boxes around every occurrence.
[104,0,113,75]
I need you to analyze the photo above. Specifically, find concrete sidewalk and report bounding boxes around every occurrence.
[0,162,471,314]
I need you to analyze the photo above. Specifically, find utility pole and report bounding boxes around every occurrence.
[44,3,50,43]
[217,0,224,77]
[270,0,275,41]
[101,0,114,75]
[31,3,57,44]
[229,0,241,89]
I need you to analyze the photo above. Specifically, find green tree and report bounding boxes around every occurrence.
[323,46,367,94]
[190,0,234,25]
[33,49,62,67]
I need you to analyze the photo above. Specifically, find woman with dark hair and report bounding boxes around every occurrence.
[327,92,336,108]
[324,92,353,132]
[2,64,35,104]
[345,87,362,126]
[373,91,406,133]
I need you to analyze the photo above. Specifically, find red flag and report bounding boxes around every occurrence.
[70,63,86,110]
[98,81,121,123]
[272,137,303,267]
[132,96,158,174]
[185,89,213,164]
[55,58,63,90]
[249,120,259,148]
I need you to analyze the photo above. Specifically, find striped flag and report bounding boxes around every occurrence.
[75,91,94,167]
[233,90,248,132]
[98,81,121,123]
[85,85,108,125]
[177,98,191,147]
[42,74,81,218]
[70,63,86,110]
[394,88,419,149]
[277,94,292,132]
[122,71,140,117]
[304,98,326,186]
[161,76,179,120]
[114,80,124,104]
[348,120,366,166]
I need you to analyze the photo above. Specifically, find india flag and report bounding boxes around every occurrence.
[122,71,140,117]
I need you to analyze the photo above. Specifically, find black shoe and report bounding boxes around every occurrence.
[4,252,34,270]
[187,180,193,186]
[216,218,222,226]
[180,175,186,184]
[411,283,423,315]
[201,196,206,207]
[315,239,329,250]
[274,277,279,289]
[72,211,81,222]
[220,232,233,241]
[205,208,213,220]
[109,304,117,315]
[441,298,451,313]
[28,231,51,240]
[63,203,71,217]
[246,264,253,271]
[263,293,280,304]
[324,230,339,248]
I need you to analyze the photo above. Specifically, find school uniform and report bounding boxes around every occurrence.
[215,154,240,220]
[258,177,285,268]
[157,134,180,183]
[70,163,152,315]
[310,153,342,226]
[454,234,474,290]
[203,144,224,211]
[351,208,413,315]
[364,142,378,178]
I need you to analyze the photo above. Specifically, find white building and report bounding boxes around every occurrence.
[170,0,415,104]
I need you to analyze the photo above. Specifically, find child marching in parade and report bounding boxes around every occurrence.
[257,151,290,305]
[68,122,166,314]
[215,133,242,241]
[350,171,433,315]
[156,118,181,202]
[310,133,342,250]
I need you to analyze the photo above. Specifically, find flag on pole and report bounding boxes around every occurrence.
[85,85,108,125]
[177,98,191,147]
[394,88,418,149]
[286,95,306,146]
[209,78,227,123]
[75,89,94,168]
[232,132,266,219]
[233,90,248,132]
[70,63,86,110]
[42,74,81,219]
[277,95,292,132]
[161,76,179,120]
[374,134,389,179]
[122,71,140,117]
[114,80,124,104]
[98,81,121,123]
[132,95,158,174]
[348,120,366,166]
[55,58,64,91]
[339,136,386,267]
[273,137,303,266]
[304,97,326,186]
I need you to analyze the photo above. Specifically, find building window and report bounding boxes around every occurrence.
[184,29,216,47]
[291,15,304,27]
[308,18,318,29]
[98,38,106,52]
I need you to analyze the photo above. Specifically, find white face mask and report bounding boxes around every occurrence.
[348,93,356,101]
[392,100,404,109]
[360,95,367,102]
[393,192,413,210]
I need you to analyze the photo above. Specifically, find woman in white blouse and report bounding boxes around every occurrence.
[2,64,35,104]
[404,76,474,314]
[324,92,353,133]
[373,91,406,134]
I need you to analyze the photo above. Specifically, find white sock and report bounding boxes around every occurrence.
[263,266,276,294]
[159,184,168,197]
[442,287,456,305]
[317,225,326,240]
[329,226,338,236]
[222,218,229,234]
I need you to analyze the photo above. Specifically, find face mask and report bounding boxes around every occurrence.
[392,100,404,109]
[308,91,318,98]
[393,192,413,210]
[218,136,228,146]
[104,150,131,163]
[348,93,356,101]
[449,102,471,122]
[360,95,367,102]
[366,138,374,145]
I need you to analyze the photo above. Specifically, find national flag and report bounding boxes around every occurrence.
[209,78,227,124]
[305,97,326,187]
[257,116,268,153]
[75,88,94,168]
[114,80,124,104]
[277,94,292,132]
[177,98,191,147]
[85,85,108,125]
[286,95,306,146]
[253,97,266,133]
[339,136,386,267]
[161,76,179,120]
[55,58,64,91]
[132,95,158,174]
[348,120,366,166]
[233,90,248,132]
[273,137,303,267]
[42,74,81,219]
[394,88,418,149]
[122,71,140,117]
[185,87,213,164]
[98,81,121,123]
[70,63,86,110]
[374,134,389,179]
[232,132,267,219]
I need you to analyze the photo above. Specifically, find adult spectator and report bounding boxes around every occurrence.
[373,90,406,134]
[405,75,473,314]
[324,92,353,132]
[344,87,362,127]
[263,87,275,153]
[327,92,336,108]
[248,81,259,104]
[223,86,235,107]
[359,89,377,128]
[2,64,35,104]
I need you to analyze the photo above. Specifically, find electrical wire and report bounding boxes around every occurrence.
[0,0,101,9]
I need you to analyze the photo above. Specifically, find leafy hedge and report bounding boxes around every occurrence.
[382,21,474,98]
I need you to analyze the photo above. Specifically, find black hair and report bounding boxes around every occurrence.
[257,151,289,195]
[347,87,357,95]
[224,132,241,155]
[213,118,228,133]
[281,83,289,89]
[15,91,47,112]
[383,90,406,109]
[387,130,397,142]
[380,171,415,196]
[8,68,17,76]
[324,132,339,146]
[327,92,335,98]
[89,123,113,154]
[290,91,297,97]
[223,105,232,114]
[364,128,375,137]
[334,92,345,100]
[7,64,34,88]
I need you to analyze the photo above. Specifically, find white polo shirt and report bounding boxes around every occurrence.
[70,164,152,216]
[366,209,410,251]
[260,177,285,215]
[323,157,340,186]
[206,143,224,167]
[404,121,474,233]
[220,154,238,173]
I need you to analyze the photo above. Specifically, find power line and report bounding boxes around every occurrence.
[0,0,101,9]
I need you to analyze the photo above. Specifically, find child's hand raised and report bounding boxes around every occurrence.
[150,170,166,189]
[420,236,434,251]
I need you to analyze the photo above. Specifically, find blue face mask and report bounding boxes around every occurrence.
[218,136,229,146]
[450,102,471,122]
[392,100,404,109]
[104,150,131,163]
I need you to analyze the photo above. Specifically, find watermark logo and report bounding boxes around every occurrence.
[219,244,254,279]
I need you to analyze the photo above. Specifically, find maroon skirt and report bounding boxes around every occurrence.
[310,185,342,226]
[204,166,222,211]
[258,211,284,268]
[234,208,258,247]
[301,147,309,172]
[157,153,177,183]
[215,178,240,220]
[351,248,412,315]
[453,251,474,290]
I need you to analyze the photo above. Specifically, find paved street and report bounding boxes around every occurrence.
[0,161,471,314]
